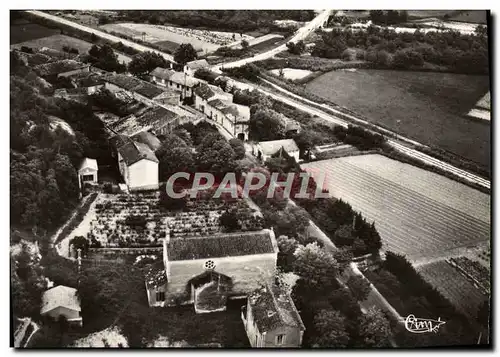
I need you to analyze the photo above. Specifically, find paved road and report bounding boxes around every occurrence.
[211,10,332,72]
[26,10,175,63]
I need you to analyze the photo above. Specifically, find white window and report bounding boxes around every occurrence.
[82,174,94,182]
[276,334,285,345]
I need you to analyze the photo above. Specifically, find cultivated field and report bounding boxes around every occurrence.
[305,69,491,169]
[100,23,252,54]
[301,154,490,261]
[10,19,59,44]
[417,260,488,319]
[10,34,132,64]
[269,68,314,80]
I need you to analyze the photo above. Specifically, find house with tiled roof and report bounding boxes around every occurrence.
[256,139,300,163]
[145,229,278,310]
[116,139,159,191]
[131,131,162,152]
[71,72,105,94]
[194,83,233,117]
[132,82,180,106]
[184,59,210,76]
[40,285,82,326]
[150,67,201,99]
[204,98,250,141]
[242,283,305,347]
[34,59,90,79]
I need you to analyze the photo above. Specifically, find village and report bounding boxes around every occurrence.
[10,9,491,349]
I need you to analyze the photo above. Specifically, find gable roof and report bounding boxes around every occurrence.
[186,59,209,71]
[170,72,200,87]
[79,158,98,172]
[151,67,176,80]
[136,106,179,127]
[166,229,276,261]
[110,133,133,149]
[259,139,299,156]
[41,285,81,315]
[194,83,216,100]
[117,140,159,166]
[34,59,89,77]
[249,284,305,333]
[207,98,229,111]
[104,73,143,91]
[132,131,162,152]
[133,82,166,99]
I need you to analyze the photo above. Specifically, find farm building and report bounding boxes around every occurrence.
[132,82,181,106]
[204,99,250,140]
[150,67,176,86]
[115,138,159,191]
[242,284,305,347]
[255,139,300,162]
[145,229,278,310]
[33,59,90,79]
[184,59,210,76]
[78,157,98,188]
[194,83,233,115]
[40,286,82,326]
[150,67,201,99]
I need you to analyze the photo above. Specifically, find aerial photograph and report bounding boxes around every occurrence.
[10,8,491,349]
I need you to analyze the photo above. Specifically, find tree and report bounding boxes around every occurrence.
[393,48,424,69]
[241,39,249,49]
[157,142,195,181]
[293,242,340,293]
[219,209,242,232]
[287,40,306,55]
[249,106,286,141]
[91,33,98,43]
[70,236,89,257]
[196,135,236,175]
[174,43,198,66]
[87,44,126,73]
[347,275,371,302]
[277,235,299,269]
[358,307,392,347]
[128,51,167,77]
[312,310,350,347]
[477,299,490,328]
[229,138,246,159]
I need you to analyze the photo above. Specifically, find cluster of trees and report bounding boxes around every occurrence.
[286,40,306,55]
[10,65,113,233]
[369,10,409,25]
[173,43,197,66]
[88,44,126,73]
[222,64,261,82]
[89,89,137,117]
[61,45,79,55]
[281,240,391,347]
[116,10,315,34]
[298,198,382,256]
[313,25,489,74]
[248,104,289,141]
[333,125,386,150]
[128,51,167,77]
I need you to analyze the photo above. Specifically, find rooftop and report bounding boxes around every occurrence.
[186,59,209,70]
[79,157,98,172]
[41,285,81,315]
[104,73,143,91]
[258,139,299,156]
[248,284,305,333]
[34,59,89,77]
[170,72,200,87]
[151,67,176,80]
[133,82,169,99]
[166,229,276,261]
[118,140,159,166]
[194,83,216,100]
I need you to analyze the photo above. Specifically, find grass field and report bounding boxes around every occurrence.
[305,69,491,169]
[449,10,488,24]
[10,34,132,64]
[301,154,490,261]
[10,19,60,44]
[417,260,488,319]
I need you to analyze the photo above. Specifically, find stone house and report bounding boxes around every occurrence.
[33,59,91,81]
[184,59,210,77]
[205,99,250,141]
[115,138,159,191]
[256,139,300,162]
[150,67,200,99]
[194,83,233,117]
[145,229,278,310]
[242,284,305,347]
[40,286,82,326]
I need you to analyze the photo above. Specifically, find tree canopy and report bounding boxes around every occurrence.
[128,51,168,77]
[174,43,198,66]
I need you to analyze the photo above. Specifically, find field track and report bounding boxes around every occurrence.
[302,155,490,261]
